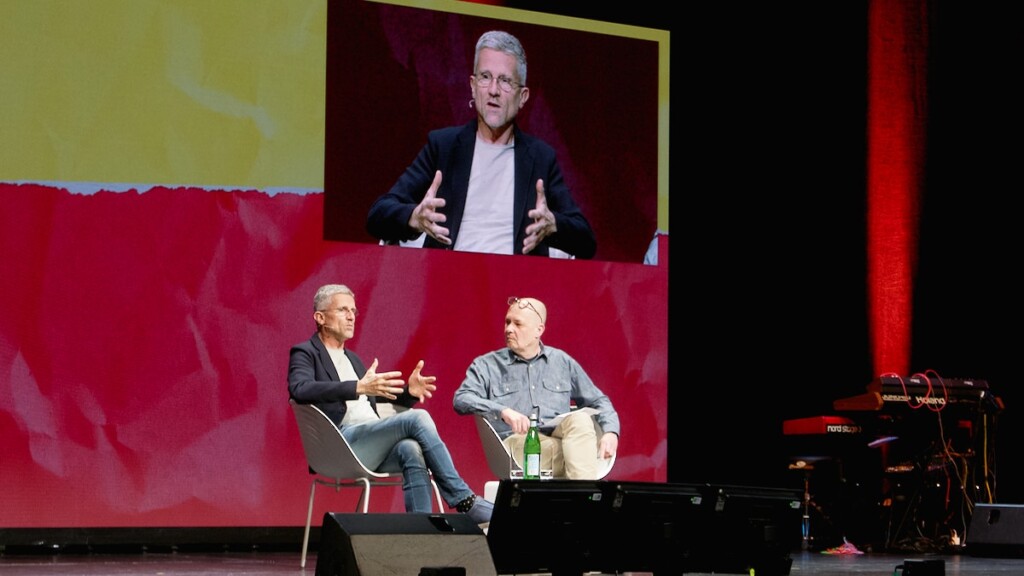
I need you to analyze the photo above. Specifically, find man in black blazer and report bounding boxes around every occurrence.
[366,30,596,259]
[288,284,491,524]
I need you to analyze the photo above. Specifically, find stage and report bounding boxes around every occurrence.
[0,549,1023,575]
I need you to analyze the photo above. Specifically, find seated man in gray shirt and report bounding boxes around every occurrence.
[453,296,619,479]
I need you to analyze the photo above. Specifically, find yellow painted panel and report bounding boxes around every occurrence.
[0,0,327,189]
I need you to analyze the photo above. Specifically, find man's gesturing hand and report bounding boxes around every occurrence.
[408,170,451,245]
[407,360,437,402]
[358,358,405,400]
[524,179,556,254]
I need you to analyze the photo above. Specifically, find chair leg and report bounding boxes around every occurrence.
[431,479,444,513]
[301,478,317,568]
[356,478,371,513]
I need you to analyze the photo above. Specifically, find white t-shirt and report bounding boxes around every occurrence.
[454,136,515,254]
[327,347,379,426]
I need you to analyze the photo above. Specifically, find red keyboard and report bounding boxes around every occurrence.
[783,415,862,435]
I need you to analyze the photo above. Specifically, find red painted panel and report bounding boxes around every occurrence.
[0,183,668,528]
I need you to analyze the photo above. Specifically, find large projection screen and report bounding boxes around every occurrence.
[324,0,669,263]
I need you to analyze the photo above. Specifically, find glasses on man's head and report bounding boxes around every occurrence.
[508,297,543,321]
[474,71,521,93]
[321,306,358,318]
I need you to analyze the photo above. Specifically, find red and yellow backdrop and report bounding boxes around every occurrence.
[0,0,670,529]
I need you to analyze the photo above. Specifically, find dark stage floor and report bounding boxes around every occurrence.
[0,550,1022,575]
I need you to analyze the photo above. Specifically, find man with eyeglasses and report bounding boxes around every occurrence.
[453,297,619,479]
[288,284,492,525]
[366,30,597,259]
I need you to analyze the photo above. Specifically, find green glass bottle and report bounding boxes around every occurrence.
[523,413,541,480]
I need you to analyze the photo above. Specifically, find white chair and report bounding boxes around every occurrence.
[474,413,616,501]
[289,399,444,568]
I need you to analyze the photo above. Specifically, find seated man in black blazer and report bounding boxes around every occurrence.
[288,283,491,525]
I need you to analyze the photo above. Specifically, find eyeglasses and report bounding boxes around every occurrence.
[321,306,358,318]
[474,71,521,93]
[508,297,543,321]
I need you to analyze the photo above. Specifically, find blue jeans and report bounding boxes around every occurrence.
[341,409,474,513]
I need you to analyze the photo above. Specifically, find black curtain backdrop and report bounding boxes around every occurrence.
[674,2,872,492]
[914,1,1022,502]
[515,2,1023,507]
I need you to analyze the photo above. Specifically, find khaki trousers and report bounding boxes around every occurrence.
[504,410,599,479]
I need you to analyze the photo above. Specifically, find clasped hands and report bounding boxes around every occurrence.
[408,170,557,253]
[358,358,437,402]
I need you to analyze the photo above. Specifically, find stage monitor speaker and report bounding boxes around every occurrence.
[967,503,1024,558]
[696,484,803,576]
[315,513,496,576]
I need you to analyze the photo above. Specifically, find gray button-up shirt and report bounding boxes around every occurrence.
[453,343,620,439]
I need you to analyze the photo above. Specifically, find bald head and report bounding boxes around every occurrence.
[508,296,546,323]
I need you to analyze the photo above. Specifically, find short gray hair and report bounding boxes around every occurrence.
[474,30,527,87]
[313,284,353,311]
